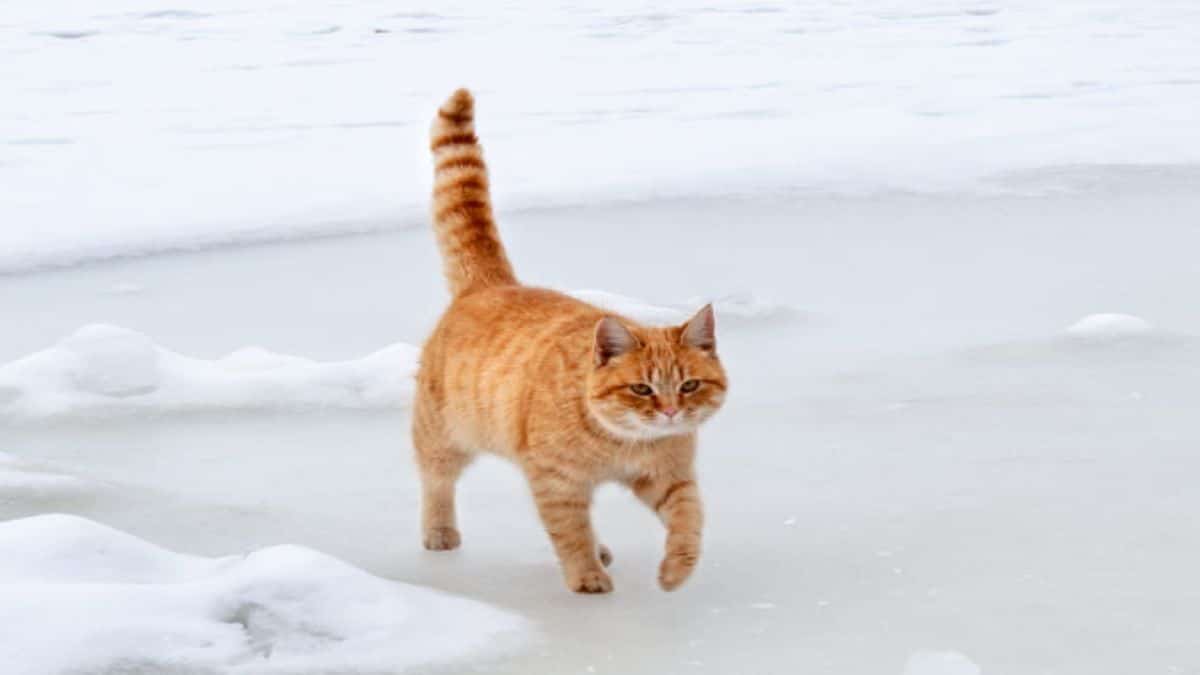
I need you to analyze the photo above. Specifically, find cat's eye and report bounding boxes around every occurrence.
[630,383,654,396]
[679,379,700,393]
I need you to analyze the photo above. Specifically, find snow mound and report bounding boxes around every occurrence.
[0,514,529,674]
[0,324,418,419]
[702,292,803,325]
[1065,313,1154,339]
[568,290,690,324]
[59,323,162,397]
[903,651,982,675]
[567,290,796,327]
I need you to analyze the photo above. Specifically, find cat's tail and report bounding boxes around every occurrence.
[429,88,517,297]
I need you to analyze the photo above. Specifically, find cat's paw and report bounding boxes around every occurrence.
[568,567,614,594]
[658,553,698,591]
[423,526,461,551]
[598,544,614,567]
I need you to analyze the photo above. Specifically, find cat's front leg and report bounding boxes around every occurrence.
[527,465,612,594]
[632,474,704,591]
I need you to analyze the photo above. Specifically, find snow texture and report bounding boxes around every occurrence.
[0,514,528,674]
[1065,313,1155,340]
[5,2,1200,674]
[5,187,1200,674]
[0,324,417,419]
[4,0,1200,271]
[0,452,91,498]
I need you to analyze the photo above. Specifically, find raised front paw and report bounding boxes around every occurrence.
[658,551,698,591]
[567,567,614,594]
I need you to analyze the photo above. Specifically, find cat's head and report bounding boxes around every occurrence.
[586,305,727,441]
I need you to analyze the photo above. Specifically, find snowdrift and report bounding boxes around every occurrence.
[0,324,417,419]
[0,514,529,674]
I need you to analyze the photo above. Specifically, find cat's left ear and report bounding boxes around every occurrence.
[680,304,716,353]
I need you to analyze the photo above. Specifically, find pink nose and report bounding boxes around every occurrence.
[661,407,678,418]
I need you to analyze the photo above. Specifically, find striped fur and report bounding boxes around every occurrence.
[413,90,727,594]
[429,88,517,297]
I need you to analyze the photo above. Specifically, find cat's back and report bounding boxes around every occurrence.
[430,285,601,354]
[418,285,604,453]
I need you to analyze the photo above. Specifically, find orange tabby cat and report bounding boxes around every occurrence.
[413,89,727,594]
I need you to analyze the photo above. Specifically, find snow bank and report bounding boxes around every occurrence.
[0,324,417,419]
[0,514,528,674]
[5,1,1200,271]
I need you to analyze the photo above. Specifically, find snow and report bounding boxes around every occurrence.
[0,452,91,498]
[4,1,1200,271]
[1065,313,1155,340]
[6,2,1200,673]
[0,324,417,419]
[567,290,797,327]
[567,289,692,325]
[0,514,528,674]
[6,182,1200,674]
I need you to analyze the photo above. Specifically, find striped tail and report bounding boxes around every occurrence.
[429,88,517,297]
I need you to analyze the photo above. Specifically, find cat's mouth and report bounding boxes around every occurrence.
[589,407,695,441]
[630,413,697,439]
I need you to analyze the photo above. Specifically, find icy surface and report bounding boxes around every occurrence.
[4,182,1200,674]
[904,651,982,675]
[4,1,1200,270]
[0,514,528,674]
[5,1,1200,671]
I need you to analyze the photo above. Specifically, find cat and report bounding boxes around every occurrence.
[413,88,728,594]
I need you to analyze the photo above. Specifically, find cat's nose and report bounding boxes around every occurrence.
[661,407,679,419]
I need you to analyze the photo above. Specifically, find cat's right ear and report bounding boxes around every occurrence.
[594,317,637,367]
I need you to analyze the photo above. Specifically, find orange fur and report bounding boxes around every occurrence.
[414,89,727,594]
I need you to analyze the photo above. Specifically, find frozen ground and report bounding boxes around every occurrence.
[6,1,1200,673]
[4,172,1200,674]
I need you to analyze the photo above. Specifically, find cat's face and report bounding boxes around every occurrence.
[586,306,727,441]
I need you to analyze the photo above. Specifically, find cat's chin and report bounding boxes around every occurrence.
[591,411,697,442]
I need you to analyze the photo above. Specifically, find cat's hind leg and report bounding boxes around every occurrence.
[413,403,473,551]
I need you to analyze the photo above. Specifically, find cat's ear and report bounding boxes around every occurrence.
[680,304,716,353]
[594,316,638,366]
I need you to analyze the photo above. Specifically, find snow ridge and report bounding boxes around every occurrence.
[0,514,528,674]
[0,324,418,419]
